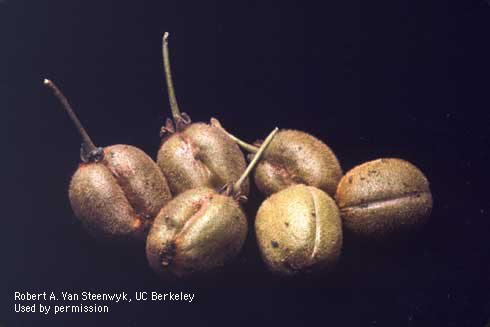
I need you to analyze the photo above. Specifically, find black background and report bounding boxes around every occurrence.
[2,1,490,326]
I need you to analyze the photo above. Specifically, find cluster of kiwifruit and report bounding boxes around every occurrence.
[46,33,432,279]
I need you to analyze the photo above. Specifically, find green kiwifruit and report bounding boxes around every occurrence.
[255,184,343,276]
[211,118,342,197]
[145,186,247,279]
[147,127,279,279]
[45,79,172,241]
[156,33,249,196]
[335,158,432,240]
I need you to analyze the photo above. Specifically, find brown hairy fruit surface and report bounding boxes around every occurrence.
[157,123,249,196]
[146,187,247,279]
[255,184,343,276]
[336,158,432,240]
[69,144,172,241]
[254,130,342,197]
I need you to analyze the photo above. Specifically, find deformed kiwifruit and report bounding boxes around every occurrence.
[211,118,342,197]
[147,127,279,279]
[255,184,343,276]
[335,158,433,240]
[156,33,249,196]
[45,79,172,241]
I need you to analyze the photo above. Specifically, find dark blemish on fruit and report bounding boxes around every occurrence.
[193,201,203,211]
[360,177,365,181]
[284,222,289,227]
[311,211,316,218]
[271,240,279,248]
[194,151,205,162]
[160,241,177,267]
[164,216,176,229]
[348,176,353,184]
[292,175,305,184]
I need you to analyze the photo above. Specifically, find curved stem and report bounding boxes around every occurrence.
[162,32,182,123]
[233,127,278,193]
[210,118,259,153]
[44,79,97,153]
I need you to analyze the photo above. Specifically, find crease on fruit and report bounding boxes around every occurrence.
[265,159,300,185]
[98,158,143,231]
[193,152,222,190]
[158,193,214,273]
[307,187,321,261]
[173,194,213,251]
[339,191,431,211]
[179,134,214,184]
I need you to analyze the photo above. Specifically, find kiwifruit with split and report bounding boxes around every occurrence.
[156,33,249,196]
[335,158,432,240]
[255,184,343,276]
[146,127,278,279]
[44,79,171,241]
[211,118,342,197]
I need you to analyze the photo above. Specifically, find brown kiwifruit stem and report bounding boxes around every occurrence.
[210,118,260,154]
[44,79,97,153]
[162,32,182,123]
[232,127,278,193]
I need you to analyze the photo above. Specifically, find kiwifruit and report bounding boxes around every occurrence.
[335,158,432,240]
[255,184,343,276]
[211,118,342,197]
[45,79,172,241]
[156,33,249,196]
[146,127,279,279]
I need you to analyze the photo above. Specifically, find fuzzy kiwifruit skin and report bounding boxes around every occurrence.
[255,184,343,276]
[157,123,249,196]
[69,144,172,241]
[146,187,247,279]
[254,130,342,198]
[335,158,432,240]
